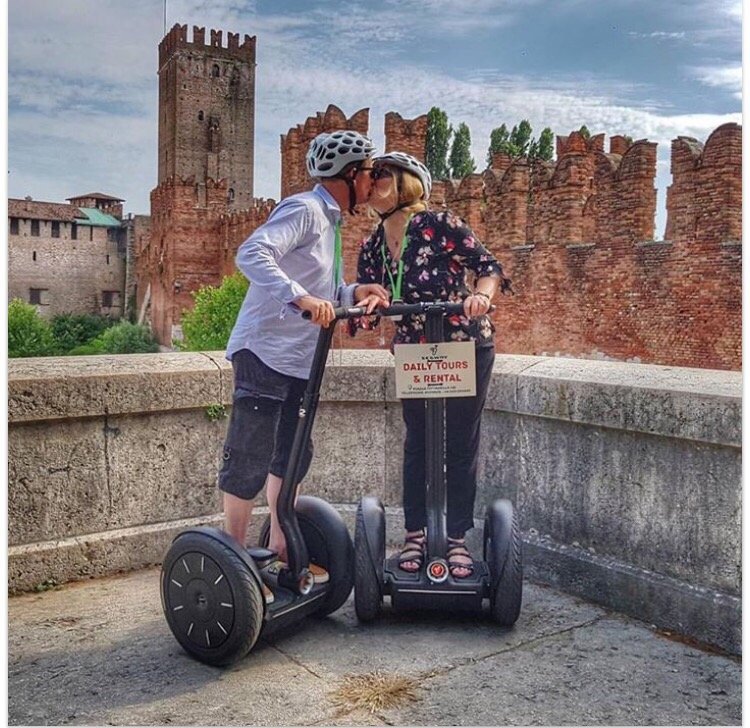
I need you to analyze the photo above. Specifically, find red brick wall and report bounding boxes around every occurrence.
[142,64,742,369]
[384,112,428,160]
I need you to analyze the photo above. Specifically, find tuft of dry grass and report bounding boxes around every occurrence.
[330,670,421,714]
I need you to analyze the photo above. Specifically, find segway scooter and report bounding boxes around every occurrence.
[161,306,368,665]
[354,300,523,625]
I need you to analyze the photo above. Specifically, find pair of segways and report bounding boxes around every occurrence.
[161,301,521,666]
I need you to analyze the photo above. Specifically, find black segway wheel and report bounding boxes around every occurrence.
[259,496,354,617]
[483,500,523,626]
[161,531,264,666]
[354,497,385,622]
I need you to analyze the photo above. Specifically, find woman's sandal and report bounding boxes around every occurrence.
[446,537,475,579]
[398,529,426,573]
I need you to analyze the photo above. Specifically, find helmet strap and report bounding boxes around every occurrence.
[377,169,407,221]
[333,166,361,215]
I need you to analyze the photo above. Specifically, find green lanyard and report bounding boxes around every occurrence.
[381,215,413,301]
[333,220,343,290]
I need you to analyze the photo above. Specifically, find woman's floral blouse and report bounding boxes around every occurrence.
[349,210,511,347]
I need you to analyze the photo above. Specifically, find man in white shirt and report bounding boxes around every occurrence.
[220,130,388,563]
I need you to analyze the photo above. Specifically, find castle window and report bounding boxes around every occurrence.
[228,188,235,202]
[33,251,37,262]
[51,221,60,238]
[102,290,121,308]
[29,288,48,306]
[31,219,40,237]
[106,254,110,264]
[9,217,19,235]
[89,227,94,242]
[212,64,220,77]
[198,110,204,121]
[71,223,77,240]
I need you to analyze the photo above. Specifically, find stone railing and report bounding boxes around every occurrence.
[8,351,741,653]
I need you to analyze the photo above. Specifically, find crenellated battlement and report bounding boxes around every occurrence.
[384,112,429,160]
[158,23,256,68]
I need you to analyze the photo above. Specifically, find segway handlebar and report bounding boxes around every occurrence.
[302,300,493,321]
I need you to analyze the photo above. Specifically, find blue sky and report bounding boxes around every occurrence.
[8,0,742,236]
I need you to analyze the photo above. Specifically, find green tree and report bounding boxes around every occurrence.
[488,121,555,163]
[178,270,249,351]
[96,321,159,354]
[51,313,114,353]
[449,122,476,178]
[536,127,554,161]
[424,106,452,180]
[509,120,533,157]
[579,125,591,140]
[487,124,510,163]
[8,299,57,358]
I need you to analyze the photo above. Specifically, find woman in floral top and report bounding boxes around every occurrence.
[351,151,511,579]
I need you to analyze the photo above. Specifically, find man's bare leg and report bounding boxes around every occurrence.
[265,473,287,561]
[223,492,255,547]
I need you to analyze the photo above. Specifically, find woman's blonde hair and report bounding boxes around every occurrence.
[369,167,428,218]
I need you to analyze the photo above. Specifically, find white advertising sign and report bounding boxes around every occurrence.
[394,342,477,399]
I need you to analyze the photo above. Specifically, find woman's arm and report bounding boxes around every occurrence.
[444,211,511,316]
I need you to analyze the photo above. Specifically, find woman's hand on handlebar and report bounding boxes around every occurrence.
[354,283,390,314]
[463,293,492,318]
[295,295,336,327]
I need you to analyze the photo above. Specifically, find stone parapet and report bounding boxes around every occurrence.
[8,351,741,652]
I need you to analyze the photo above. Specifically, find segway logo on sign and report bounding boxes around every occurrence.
[394,342,476,399]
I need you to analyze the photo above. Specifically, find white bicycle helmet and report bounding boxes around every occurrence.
[373,151,432,200]
[306,130,376,178]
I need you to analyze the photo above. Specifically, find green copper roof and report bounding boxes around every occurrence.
[75,208,121,227]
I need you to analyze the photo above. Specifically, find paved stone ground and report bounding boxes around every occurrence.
[8,568,741,726]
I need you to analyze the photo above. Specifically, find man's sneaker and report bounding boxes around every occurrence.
[308,563,329,584]
[262,559,329,585]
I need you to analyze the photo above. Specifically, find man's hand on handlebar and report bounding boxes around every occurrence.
[295,295,336,327]
[354,283,390,314]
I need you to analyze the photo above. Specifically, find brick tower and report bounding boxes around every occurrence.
[140,24,264,346]
[158,24,256,209]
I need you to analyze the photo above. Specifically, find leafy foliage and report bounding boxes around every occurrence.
[178,271,249,351]
[449,122,476,179]
[424,106,452,180]
[487,120,555,162]
[51,313,114,353]
[96,321,159,354]
[8,299,57,358]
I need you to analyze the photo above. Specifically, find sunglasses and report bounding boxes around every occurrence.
[371,167,395,181]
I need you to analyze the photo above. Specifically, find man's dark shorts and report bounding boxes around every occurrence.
[218,348,313,501]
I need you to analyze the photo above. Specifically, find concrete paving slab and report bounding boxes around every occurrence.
[8,567,741,726]
[383,617,741,726]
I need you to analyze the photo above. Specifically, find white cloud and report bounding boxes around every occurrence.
[690,65,742,99]
[628,31,686,40]
[7,0,742,217]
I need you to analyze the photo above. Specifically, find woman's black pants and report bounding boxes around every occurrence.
[400,345,495,540]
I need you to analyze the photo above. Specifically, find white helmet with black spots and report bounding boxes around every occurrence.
[306,130,376,178]
[373,151,432,200]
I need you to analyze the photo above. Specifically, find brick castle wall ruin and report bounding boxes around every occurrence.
[144,26,741,369]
